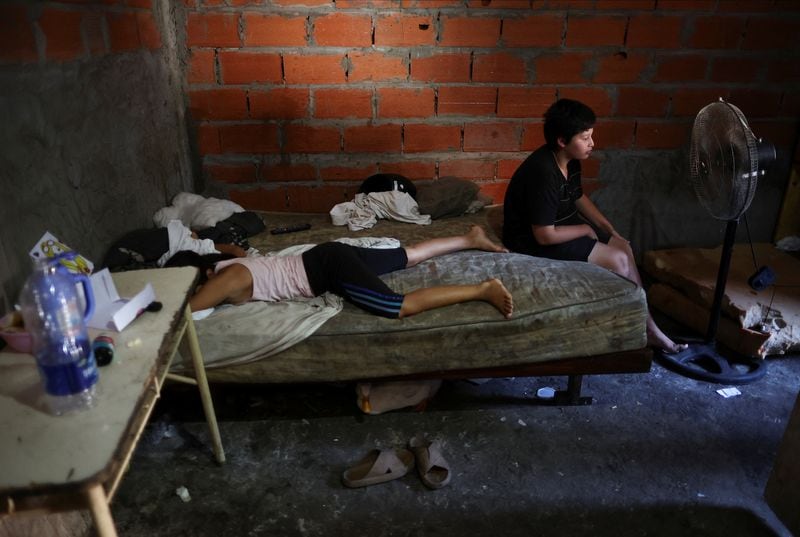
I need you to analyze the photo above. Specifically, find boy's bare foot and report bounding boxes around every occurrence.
[480,278,514,319]
[646,326,688,353]
[467,225,508,253]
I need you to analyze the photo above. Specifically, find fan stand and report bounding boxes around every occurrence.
[655,219,768,384]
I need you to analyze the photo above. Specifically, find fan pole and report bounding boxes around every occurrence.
[706,219,738,343]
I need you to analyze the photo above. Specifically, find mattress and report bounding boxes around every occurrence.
[200,210,647,383]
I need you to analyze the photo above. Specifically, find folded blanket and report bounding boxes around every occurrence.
[330,191,431,231]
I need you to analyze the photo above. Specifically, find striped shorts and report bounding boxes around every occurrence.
[301,242,408,319]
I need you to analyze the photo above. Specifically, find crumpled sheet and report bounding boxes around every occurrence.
[330,191,431,231]
[154,192,244,229]
[173,237,400,370]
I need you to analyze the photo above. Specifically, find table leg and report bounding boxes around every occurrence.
[183,304,226,464]
[86,484,118,537]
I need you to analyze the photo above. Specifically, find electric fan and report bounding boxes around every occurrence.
[657,98,776,384]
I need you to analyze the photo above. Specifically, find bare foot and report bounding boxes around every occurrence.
[646,325,687,353]
[467,225,508,253]
[480,278,514,319]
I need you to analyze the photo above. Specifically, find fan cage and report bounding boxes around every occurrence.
[689,100,760,221]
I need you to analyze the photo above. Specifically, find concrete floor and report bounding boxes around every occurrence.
[107,348,800,537]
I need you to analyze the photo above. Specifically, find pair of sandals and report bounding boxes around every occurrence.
[342,435,451,490]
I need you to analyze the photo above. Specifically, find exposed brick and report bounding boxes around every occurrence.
[653,54,708,82]
[439,16,501,47]
[439,158,495,180]
[728,89,783,118]
[379,160,437,180]
[626,14,684,48]
[126,0,153,7]
[688,16,745,49]
[593,0,656,8]
[498,158,525,179]
[244,13,307,47]
[262,162,317,182]
[501,15,564,47]
[187,13,240,48]
[137,11,161,49]
[273,0,331,5]
[378,88,435,119]
[594,120,635,149]
[197,124,220,155]
[283,124,341,153]
[337,0,397,7]
[521,122,545,150]
[40,8,84,60]
[344,124,402,152]
[657,0,715,10]
[592,52,649,83]
[348,51,408,82]
[438,87,496,116]
[671,88,729,117]
[634,120,691,149]
[469,0,537,7]
[748,120,798,149]
[250,88,309,119]
[230,188,289,212]
[473,53,527,83]
[401,0,463,7]
[204,162,259,184]
[767,58,800,84]
[188,49,216,84]
[463,123,521,152]
[219,51,282,84]
[535,52,591,83]
[285,54,346,84]
[566,15,626,47]
[404,124,462,153]
[742,18,800,50]
[319,163,378,182]
[288,185,354,213]
[540,0,595,7]
[710,57,761,83]
[716,0,777,12]
[108,12,140,52]
[375,14,435,47]
[411,53,471,83]
[313,13,372,47]
[83,12,106,56]
[314,88,372,119]
[478,181,508,205]
[558,87,613,116]
[189,89,248,120]
[498,87,556,118]
[617,87,670,117]
[581,178,603,197]
[219,124,280,154]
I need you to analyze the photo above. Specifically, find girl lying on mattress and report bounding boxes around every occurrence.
[164,226,514,320]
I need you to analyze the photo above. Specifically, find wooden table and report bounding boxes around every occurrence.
[0,267,224,537]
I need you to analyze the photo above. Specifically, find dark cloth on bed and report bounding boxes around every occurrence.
[302,243,408,319]
[502,145,607,262]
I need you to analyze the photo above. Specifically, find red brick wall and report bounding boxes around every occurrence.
[183,0,800,213]
[0,1,162,64]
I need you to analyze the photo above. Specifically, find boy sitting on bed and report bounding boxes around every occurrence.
[166,226,514,320]
[502,98,685,353]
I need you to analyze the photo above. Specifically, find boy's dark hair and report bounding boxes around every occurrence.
[163,251,235,284]
[543,99,596,150]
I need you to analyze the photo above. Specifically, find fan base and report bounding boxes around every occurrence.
[654,340,767,385]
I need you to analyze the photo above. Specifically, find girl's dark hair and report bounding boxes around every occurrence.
[163,251,235,284]
[543,99,596,150]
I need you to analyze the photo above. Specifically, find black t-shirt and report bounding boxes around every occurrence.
[502,145,583,254]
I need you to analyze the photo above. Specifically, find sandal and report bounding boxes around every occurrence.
[409,435,452,490]
[342,448,415,488]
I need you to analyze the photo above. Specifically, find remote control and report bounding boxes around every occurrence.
[270,223,311,235]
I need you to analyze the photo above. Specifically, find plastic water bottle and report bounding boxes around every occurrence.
[19,255,99,415]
